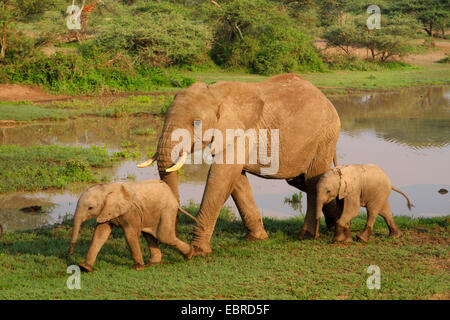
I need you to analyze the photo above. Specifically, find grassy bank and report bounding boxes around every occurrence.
[187,63,450,94]
[0,208,448,299]
[0,144,143,193]
[0,95,173,122]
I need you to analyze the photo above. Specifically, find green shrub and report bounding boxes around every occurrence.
[94,5,212,67]
[323,14,417,63]
[322,54,413,71]
[0,52,194,94]
[210,0,325,75]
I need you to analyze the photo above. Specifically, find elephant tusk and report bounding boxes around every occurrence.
[137,153,158,168]
[166,152,188,172]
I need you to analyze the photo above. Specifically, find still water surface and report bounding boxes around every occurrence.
[0,86,449,231]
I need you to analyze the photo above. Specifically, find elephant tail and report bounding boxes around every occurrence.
[392,187,414,211]
[178,207,199,223]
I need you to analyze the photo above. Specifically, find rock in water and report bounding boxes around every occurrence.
[19,205,42,213]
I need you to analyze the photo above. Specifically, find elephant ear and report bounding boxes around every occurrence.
[216,93,264,130]
[338,166,356,200]
[97,184,134,223]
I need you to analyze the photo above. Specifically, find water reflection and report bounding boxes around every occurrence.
[331,86,450,148]
[0,86,449,232]
[0,116,163,151]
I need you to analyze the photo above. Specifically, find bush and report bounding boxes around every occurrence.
[323,14,417,62]
[0,52,195,94]
[94,4,212,67]
[323,54,413,71]
[209,0,325,75]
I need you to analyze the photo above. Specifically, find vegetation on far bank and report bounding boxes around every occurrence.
[0,94,173,121]
[0,206,448,299]
[0,0,448,94]
[187,63,450,94]
[0,144,144,193]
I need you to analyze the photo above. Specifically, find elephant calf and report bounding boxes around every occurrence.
[69,180,197,272]
[315,164,413,243]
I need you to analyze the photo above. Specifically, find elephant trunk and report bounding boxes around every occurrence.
[69,211,85,255]
[156,123,182,201]
[314,200,324,238]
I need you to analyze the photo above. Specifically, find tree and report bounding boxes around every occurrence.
[323,22,358,55]
[323,14,417,62]
[361,15,417,61]
[209,0,324,74]
[390,0,449,37]
[316,0,350,26]
[0,0,52,60]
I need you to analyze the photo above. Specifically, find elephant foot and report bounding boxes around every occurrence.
[183,246,194,260]
[389,229,402,239]
[191,243,212,257]
[245,232,269,242]
[298,229,319,240]
[132,263,145,271]
[333,226,352,243]
[68,242,76,255]
[146,257,162,266]
[79,262,94,273]
[356,229,372,243]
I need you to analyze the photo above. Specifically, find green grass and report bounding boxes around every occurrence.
[0,145,114,192]
[302,64,450,92]
[0,209,448,299]
[185,63,450,94]
[0,95,174,122]
[0,103,74,121]
[47,94,173,118]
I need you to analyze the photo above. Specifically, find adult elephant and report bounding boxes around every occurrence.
[139,74,341,256]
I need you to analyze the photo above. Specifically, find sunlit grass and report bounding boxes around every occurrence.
[0,211,448,299]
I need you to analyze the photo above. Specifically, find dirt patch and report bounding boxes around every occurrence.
[0,84,69,102]
[0,120,23,128]
[0,84,173,103]
[314,38,449,65]
[404,227,450,246]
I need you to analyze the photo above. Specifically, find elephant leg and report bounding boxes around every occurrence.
[231,171,268,241]
[191,164,244,256]
[323,198,343,230]
[289,175,342,240]
[357,204,380,243]
[143,233,162,265]
[158,230,193,260]
[123,226,145,270]
[80,223,112,272]
[333,197,359,243]
[158,210,193,259]
[286,176,318,239]
[379,201,402,239]
[298,191,320,239]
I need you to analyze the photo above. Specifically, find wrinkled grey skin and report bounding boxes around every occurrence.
[69,180,193,272]
[315,164,408,243]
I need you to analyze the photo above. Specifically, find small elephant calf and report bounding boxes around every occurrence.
[315,164,413,243]
[68,179,198,272]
